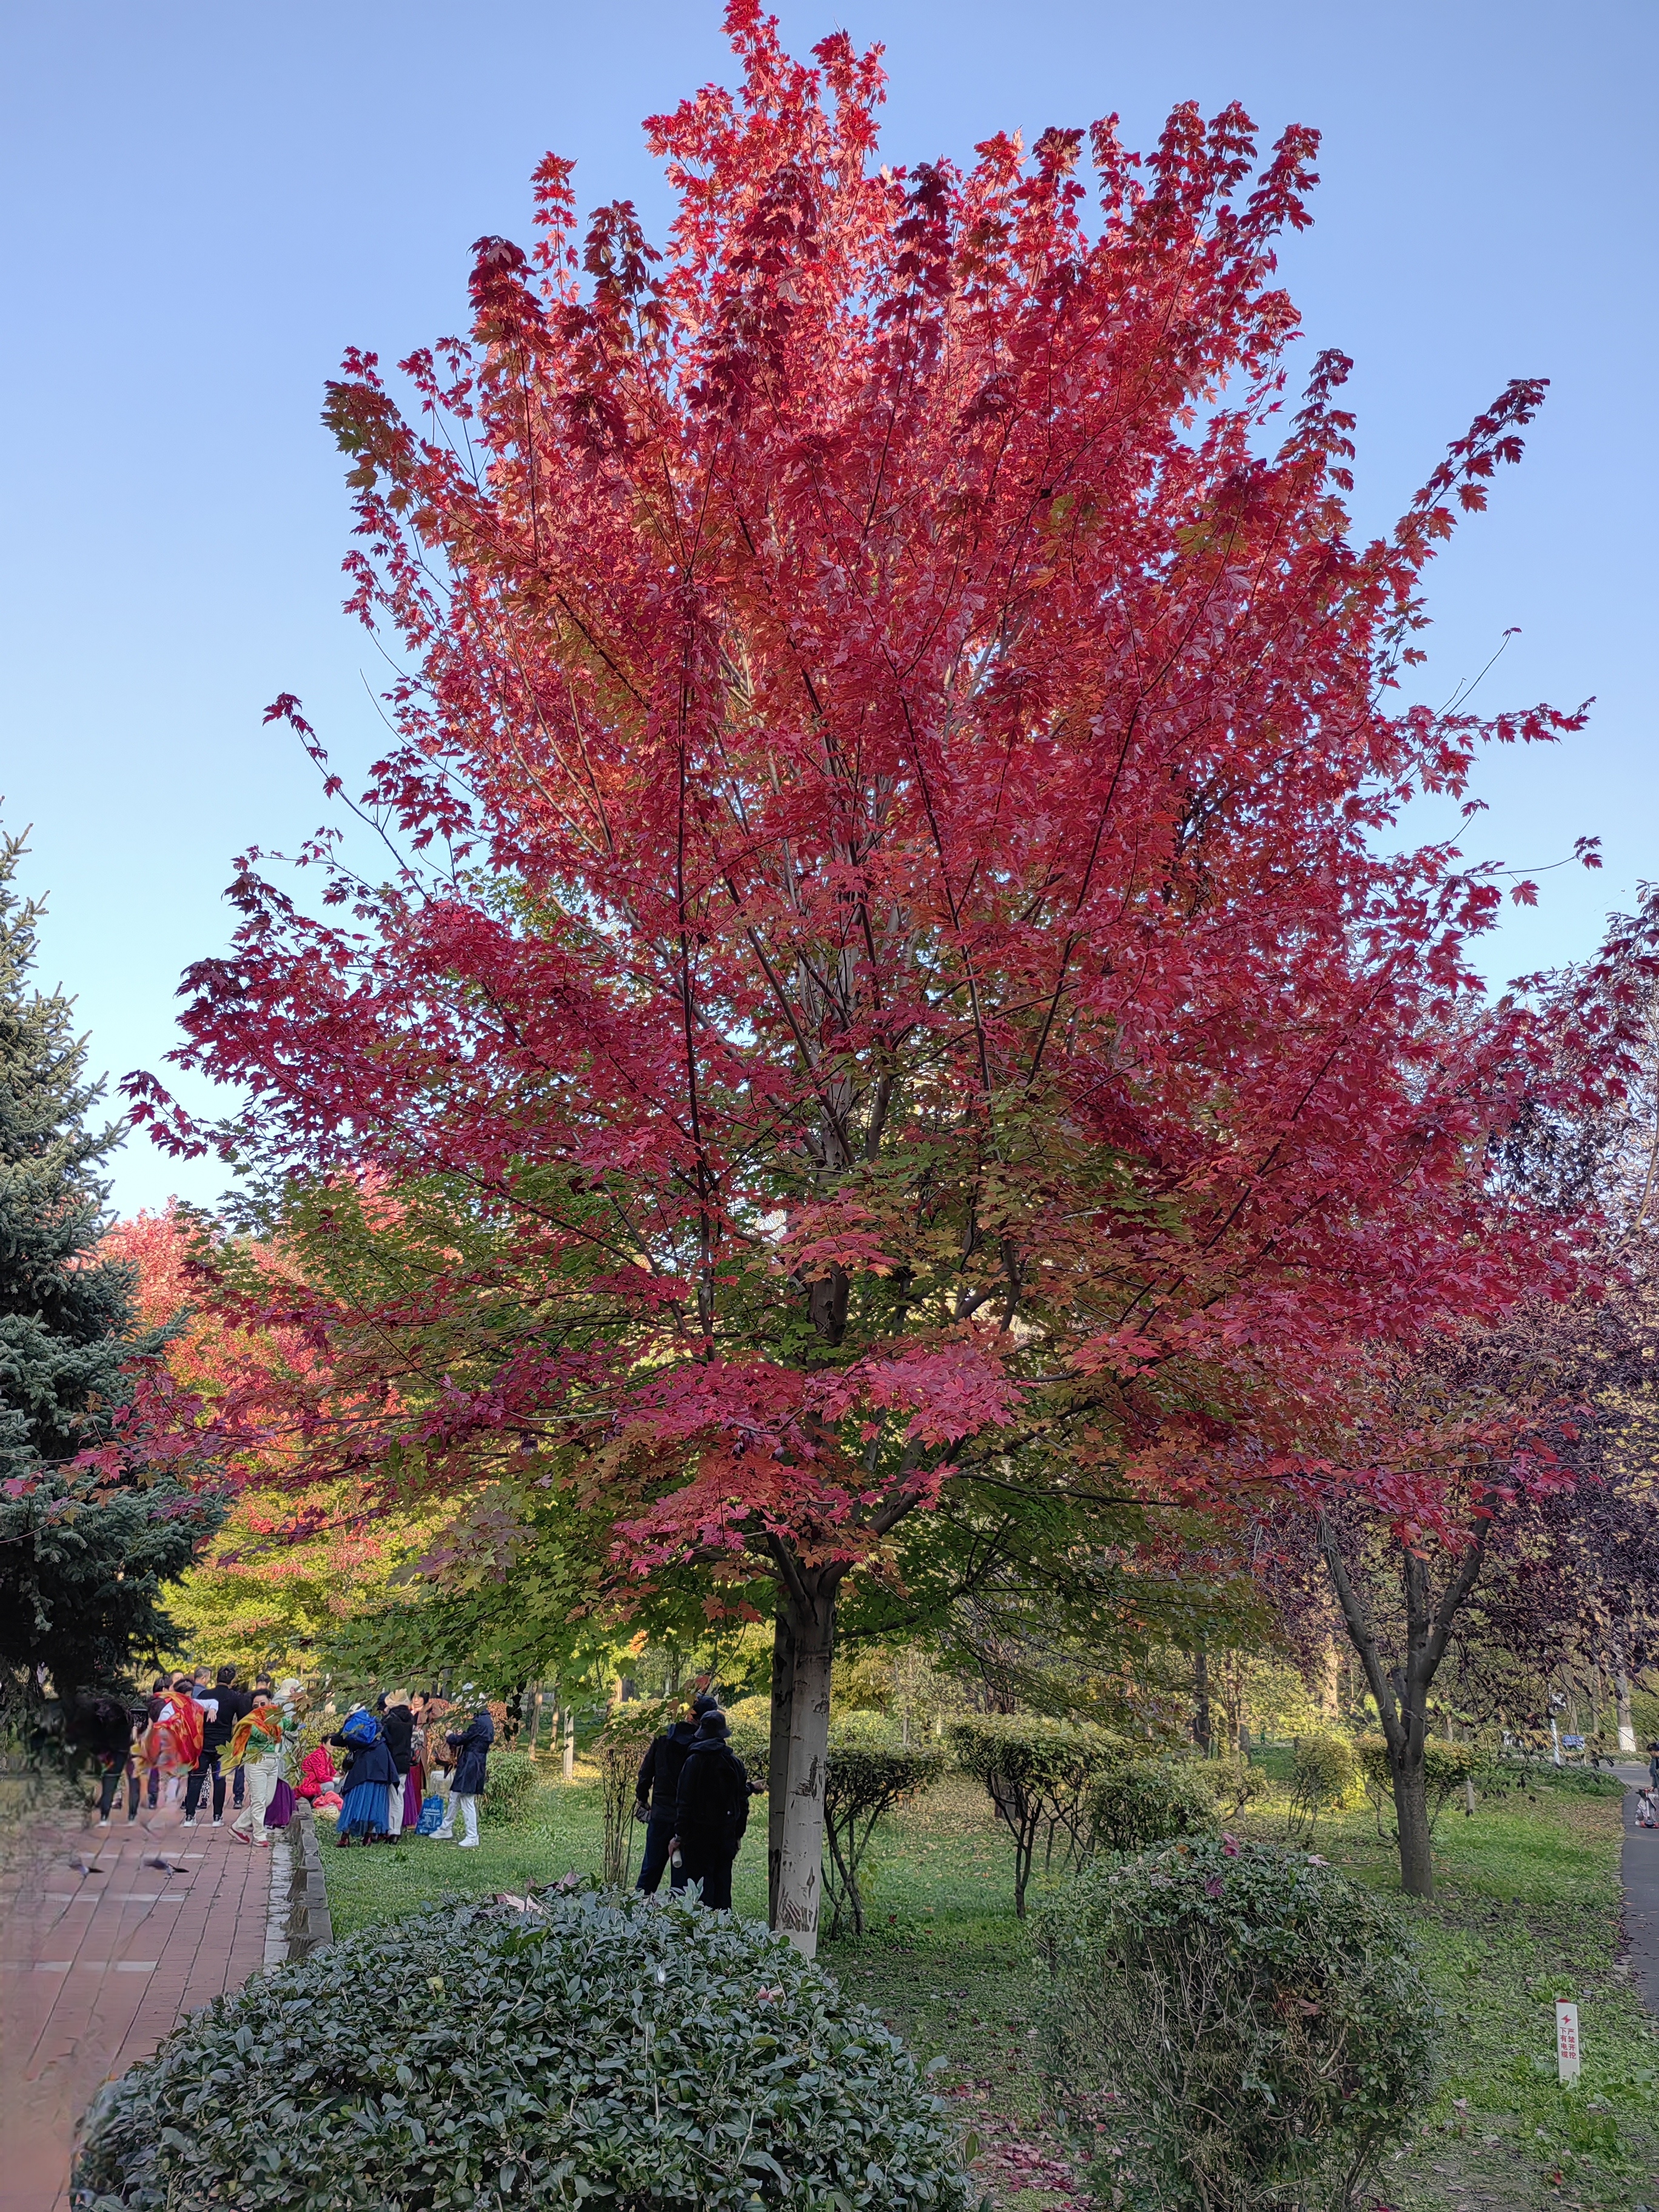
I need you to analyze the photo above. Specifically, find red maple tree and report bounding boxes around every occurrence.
[129,5,1622,1949]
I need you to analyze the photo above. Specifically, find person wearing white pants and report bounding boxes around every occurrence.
[432,1704,492,1847]
[230,1753,280,1846]
[439,1791,479,1846]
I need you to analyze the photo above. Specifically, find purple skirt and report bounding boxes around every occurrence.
[403,1768,423,1826]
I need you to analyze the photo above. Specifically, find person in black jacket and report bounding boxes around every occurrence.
[72,1692,141,1826]
[635,1693,718,1894]
[669,1709,752,1910]
[381,1693,417,1837]
[434,1707,494,1847]
[184,1665,247,1828]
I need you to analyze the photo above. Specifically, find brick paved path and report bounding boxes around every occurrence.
[0,1796,273,2212]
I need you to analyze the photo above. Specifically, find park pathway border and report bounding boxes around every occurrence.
[0,1795,286,2212]
[1614,1760,1659,2018]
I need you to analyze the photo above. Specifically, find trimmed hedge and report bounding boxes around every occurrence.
[479,1748,539,1826]
[1088,1758,1215,1855]
[950,1716,1122,1914]
[75,1890,974,2211]
[1036,1835,1434,2211]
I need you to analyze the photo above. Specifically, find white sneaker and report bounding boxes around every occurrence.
[457,1837,479,1848]
[211,1817,223,1828]
[183,1816,198,1828]
[98,1816,110,1828]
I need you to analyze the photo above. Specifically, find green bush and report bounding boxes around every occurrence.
[1088,1758,1216,1855]
[1285,1731,1358,1838]
[950,1715,1122,1914]
[1356,1733,1486,1831]
[1035,1836,1435,2211]
[725,1692,772,1783]
[822,1714,946,1937]
[1195,1755,1269,1818]
[74,1891,974,2212]
[479,1748,540,1826]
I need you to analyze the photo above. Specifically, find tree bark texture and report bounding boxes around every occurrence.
[1318,1510,1491,1899]
[773,1563,839,1957]
[767,1602,797,1926]
[1615,1647,1638,1755]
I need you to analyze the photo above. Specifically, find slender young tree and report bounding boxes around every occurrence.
[130,10,1615,1949]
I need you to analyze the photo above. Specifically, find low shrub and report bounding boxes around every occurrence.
[1035,1836,1434,2211]
[1196,1755,1269,1818]
[593,1701,670,1884]
[950,1715,1122,1914]
[1356,1733,1486,1832]
[74,1890,974,2212]
[724,1692,772,1784]
[1087,1758,1216,1856]
[478,1748,540,1827]
[822,1714,946,1937]
[1285,1731,1359,1838]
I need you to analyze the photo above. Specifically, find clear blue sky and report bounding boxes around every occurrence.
[2,1,1652,1215]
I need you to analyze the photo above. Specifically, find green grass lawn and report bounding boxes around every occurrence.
[318,1757,1659,2211]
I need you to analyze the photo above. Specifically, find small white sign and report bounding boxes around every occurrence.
[1556,1999,1581,2085]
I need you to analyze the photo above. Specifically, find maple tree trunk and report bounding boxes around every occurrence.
[1192,1639,1212,1755]
[774,1566,837,1958]
[1390,1728,1434,1897]
[767,1602,796,1927]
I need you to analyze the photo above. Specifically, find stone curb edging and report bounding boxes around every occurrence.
[264,1802,333,1967]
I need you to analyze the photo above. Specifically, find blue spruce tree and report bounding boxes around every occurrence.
[0,827,220,1720]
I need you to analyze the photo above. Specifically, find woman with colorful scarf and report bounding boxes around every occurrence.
[227,1693,284,1847]
[141,1676,205,1808]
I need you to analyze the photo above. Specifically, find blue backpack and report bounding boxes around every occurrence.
[340,1709,380,1748]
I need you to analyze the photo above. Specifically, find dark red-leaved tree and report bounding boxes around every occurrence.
[129,5,1623,1949]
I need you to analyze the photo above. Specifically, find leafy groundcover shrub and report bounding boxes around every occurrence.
[74,1890,975,2212]
[1034,1836,1433,2211]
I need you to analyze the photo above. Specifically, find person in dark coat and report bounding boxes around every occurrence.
[635,1693,718,1894]
[435,1707,494,1847]
[381,1693,417,1837]
[184,1664,247,1828]
[72,1692,141,1827]
[669,1709,752,1910]
[330,1711,400,1846]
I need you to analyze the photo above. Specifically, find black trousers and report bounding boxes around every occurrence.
[184,1749,226,1820]
[98,1760,138,1819]
[636,1817,683,1895]
[678,1840,736,1910]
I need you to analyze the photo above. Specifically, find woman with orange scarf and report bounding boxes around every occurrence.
[227,1694,284,1847]
[141,1676,204,1805]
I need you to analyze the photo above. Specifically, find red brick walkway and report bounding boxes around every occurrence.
[0,1796,273,2212]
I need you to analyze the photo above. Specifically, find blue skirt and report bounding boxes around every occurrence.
[337,1779,389,1838]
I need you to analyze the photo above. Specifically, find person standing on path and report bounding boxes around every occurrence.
[634,1694,717,1894]
[434,1705,493,1847]
[226,1689,284,1847]
[668,1709,752,1911]
[381,1692,416,1838]
[184,1665,247,1828]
